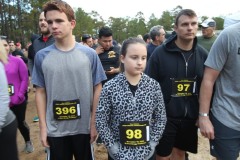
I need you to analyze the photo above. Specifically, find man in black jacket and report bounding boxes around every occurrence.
[145,9,208,160]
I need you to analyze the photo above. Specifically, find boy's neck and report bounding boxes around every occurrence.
[55,34,75,51]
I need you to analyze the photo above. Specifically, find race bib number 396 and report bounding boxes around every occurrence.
[53,99,80,120]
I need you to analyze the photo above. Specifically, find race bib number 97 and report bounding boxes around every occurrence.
[171,78,196,97]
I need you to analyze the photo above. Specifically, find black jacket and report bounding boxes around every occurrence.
[93,45,120,83]
[28,34,40,60]
[12,50,28,64]
[145,34,208,119]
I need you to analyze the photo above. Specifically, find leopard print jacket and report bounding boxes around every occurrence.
[96,73,166,159]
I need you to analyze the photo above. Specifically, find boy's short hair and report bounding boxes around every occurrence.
[43,0,75,21]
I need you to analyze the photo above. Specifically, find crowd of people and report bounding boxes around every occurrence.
[1,0,240,160]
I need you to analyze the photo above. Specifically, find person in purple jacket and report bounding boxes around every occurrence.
[1,38,34,153]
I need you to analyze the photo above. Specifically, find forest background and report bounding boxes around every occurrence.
[0,0,224,46]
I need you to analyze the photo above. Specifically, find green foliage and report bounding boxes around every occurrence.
[213,17,224,30]
[73,8,95,41]
[147,14,160,30]
[159,11,174,31]
[0,3,224,45]
[0,0,48,46]
[108,17,128,43]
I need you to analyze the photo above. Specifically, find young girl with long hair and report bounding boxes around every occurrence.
[96,37,167,160]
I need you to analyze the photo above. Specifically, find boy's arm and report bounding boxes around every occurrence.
[90,82,102,143]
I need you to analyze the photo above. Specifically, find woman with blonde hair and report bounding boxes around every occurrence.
[0,38,8,63]
[0,37,19,159]
[1,37,34,154]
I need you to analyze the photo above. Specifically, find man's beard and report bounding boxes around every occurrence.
[42,29,50,36]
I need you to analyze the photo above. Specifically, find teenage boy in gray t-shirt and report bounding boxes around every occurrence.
[32,1,106,160]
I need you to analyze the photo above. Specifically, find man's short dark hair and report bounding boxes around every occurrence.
[175,9,197,26]
[143,33,150,42]
[82,34,91,42]
[98,26,113,39]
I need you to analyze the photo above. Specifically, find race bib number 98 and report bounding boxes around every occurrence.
[119,121,149,146]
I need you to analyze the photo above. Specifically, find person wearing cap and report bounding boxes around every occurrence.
[81,34,93,47]
[198,18,217,52]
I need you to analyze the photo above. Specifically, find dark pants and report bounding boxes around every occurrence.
[0,118,19,160]
[210,114,240,160]
[47,134,93,160]
[25,91,28,101]
[10,100,30,142]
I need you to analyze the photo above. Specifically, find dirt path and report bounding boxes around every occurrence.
[18,90,217,160]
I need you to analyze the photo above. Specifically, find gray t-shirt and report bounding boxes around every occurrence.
[32,43,107,137]
[205,22,240,131]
